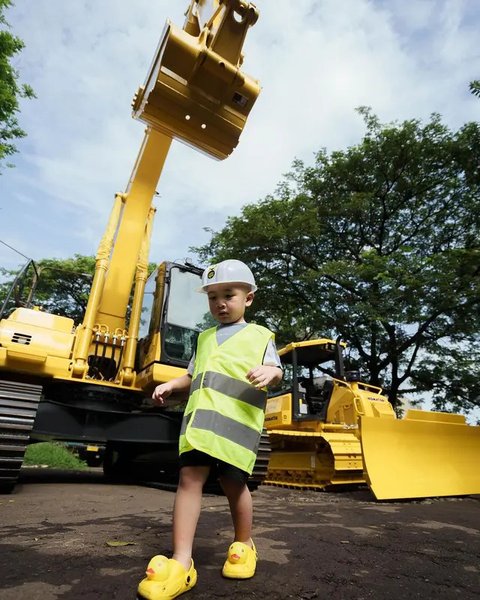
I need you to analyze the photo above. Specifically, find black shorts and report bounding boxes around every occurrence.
[178,449,249,485]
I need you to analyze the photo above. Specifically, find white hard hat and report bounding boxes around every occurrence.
[199,259,257,293]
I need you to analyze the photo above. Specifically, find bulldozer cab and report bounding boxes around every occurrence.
[266,339,346,428]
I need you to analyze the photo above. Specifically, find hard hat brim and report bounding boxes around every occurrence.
[198,280,257,293]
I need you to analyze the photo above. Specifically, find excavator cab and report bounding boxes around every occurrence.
[135,261,211,394]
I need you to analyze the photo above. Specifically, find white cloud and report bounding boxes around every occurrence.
[1,0,479,267]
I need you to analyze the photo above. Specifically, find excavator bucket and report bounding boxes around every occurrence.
[132,3,260,160]
[360,410,480,500]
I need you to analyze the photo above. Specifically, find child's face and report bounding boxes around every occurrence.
[206,283,254,324]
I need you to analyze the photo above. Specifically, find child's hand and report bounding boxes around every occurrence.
[152,383,173,405]
[247,365,283,389]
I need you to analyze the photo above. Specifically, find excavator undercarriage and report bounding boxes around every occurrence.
[0,0,264,495]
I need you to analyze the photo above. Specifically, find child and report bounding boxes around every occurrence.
[137,259,283,600]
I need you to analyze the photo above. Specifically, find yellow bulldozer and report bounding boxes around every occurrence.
[0,0,265,493]
[264,338,480,500]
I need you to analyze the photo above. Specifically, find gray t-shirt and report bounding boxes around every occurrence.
[187,322,281,376]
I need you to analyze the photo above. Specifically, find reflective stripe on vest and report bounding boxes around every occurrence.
[180,409,261,453]
[189,370,266,409]
[179,323,273,474]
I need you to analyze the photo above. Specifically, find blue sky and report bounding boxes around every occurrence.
[1,0,479,273]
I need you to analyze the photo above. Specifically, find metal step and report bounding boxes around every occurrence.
[249,430,271,491]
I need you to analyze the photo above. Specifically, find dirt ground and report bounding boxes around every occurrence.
[0,468,479,600]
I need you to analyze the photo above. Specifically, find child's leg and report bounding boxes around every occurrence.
[219,476,253,546]
[172,465,210,569]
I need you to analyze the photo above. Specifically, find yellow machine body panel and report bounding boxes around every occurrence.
[265,393,297,428]
[3,308,74,335]
[327,380,396,423]
[361,412,480,500]
[134,361,189,396]
[0,308,75,373]
[265,381,395,433]
[402,408,467,423]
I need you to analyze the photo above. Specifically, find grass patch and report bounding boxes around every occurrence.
[24,442,87,470]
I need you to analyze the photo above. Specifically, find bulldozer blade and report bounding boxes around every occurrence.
[360,412,480,500]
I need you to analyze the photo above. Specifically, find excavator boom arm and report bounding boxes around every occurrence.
[72,0,260,379]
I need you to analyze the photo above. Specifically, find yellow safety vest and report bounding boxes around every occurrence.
[179,323,274,474]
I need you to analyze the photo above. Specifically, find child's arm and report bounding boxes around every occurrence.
[152,373,192,405]
[247,365,283,390]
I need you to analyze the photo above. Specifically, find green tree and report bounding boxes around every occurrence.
[195,109,480,415]
[0,0,35,170]
[470,80,480,98]
[0,254,158,325]
[0,255,95,323]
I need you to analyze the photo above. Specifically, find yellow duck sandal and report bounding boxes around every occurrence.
[222,540,257,579]
[137,555,197,600]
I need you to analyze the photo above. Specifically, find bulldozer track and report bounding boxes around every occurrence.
[262,480,357,492]
[0,380,42,493]
[266,429,365,490]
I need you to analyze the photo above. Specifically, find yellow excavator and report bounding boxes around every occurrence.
[264,338,480,500]
[0,0,264,493]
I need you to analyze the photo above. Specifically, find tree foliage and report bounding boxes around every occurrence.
[470,80,480,98]
[0,255,95,323]
[195,110,480,415]
[0,0,35,170]
[0,254,158,326]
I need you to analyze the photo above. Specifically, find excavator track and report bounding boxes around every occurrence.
[264,429,365,491]
[0,380,42,493]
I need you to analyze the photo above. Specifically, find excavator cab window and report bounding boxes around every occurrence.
[163,323,196,362]
[137,263,211,370]
[138,271,157,340]
[160,265,210,367]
